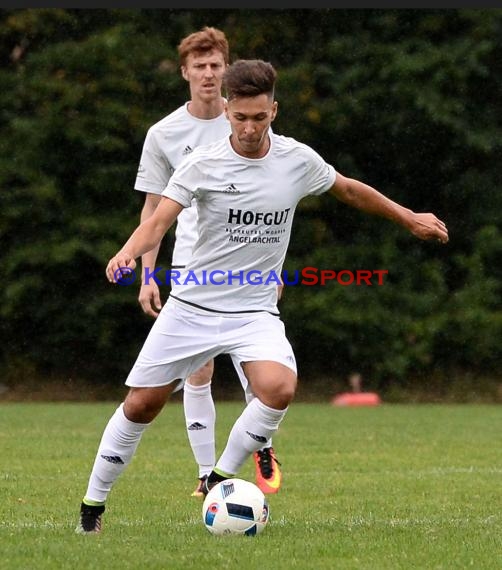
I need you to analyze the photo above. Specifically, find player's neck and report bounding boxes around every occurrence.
[187,97,225,120]
[230,133,271,159]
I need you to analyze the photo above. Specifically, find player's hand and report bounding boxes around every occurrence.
[138,282,162,318]
[106,252,137,283]
[408,213,449,244]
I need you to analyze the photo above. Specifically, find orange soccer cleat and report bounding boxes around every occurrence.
[253,447,282,494]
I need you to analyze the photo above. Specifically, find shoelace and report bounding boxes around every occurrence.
[257,449,281,478]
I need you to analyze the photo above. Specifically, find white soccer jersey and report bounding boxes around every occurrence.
[134,102,230,266]
[162,133,337,314]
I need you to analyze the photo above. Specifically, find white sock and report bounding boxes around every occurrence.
[244,392,273,450]
[215,398,287,476]
[83,403,150,503]
[183,381,215,478]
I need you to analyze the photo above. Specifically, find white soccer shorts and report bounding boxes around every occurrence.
[125,296,297,388]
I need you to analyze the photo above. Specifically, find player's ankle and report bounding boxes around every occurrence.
[207,468,232,485]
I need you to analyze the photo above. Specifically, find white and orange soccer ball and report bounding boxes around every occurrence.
[202,478,270,536]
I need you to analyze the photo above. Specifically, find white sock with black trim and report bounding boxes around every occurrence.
[215,398,287,476]
[244,392,273,450]
[183,381,216,478]
[83,403,150,504]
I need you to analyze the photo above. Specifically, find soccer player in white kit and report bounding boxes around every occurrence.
[134,27,282,498]
[77,59,449,533]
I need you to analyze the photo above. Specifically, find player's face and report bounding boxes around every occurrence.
[225,94,278,159]
[182,50,226,103]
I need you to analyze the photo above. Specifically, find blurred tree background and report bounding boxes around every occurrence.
[1,9,501,401]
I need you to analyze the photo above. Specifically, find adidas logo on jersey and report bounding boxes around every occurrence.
[223,183,240,193]
[182,145,193,155]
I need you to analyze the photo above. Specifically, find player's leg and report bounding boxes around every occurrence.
[229,353,283,494]
[183,359,216,497]
[77,298,218,533]
[202,312,297,493]
[77,384,175,534]
[204,359,296,492]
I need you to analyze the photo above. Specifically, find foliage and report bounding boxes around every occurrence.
[1,9,501,390]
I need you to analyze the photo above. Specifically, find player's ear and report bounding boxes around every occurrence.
[181,66,188,81]
[224,101,229,120]
[271,101,278,122]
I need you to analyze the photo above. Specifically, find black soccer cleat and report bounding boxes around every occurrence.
[201,472,228,496]
[191,475,208,498]
[75,502,105,534]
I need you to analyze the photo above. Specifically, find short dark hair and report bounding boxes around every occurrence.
[177,26,229,67]
[223,59,277,101]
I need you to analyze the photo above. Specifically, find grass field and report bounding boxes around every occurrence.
[1,401,501,569]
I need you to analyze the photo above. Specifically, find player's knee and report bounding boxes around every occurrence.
[278,378,297,405]
[262,375,297,409]
[124,387,170,422]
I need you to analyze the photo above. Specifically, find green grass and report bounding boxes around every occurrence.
[1,402,501,569]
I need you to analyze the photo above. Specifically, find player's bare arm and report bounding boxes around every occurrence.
[107,197,184,283]
[277,275,284,301]
[329,173,449,244]
[138,193,163,317]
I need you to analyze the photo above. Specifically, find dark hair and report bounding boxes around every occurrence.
[177,26,229,67]
[223,59,276,101]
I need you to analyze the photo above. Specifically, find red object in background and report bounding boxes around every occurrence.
[331,392,381,407]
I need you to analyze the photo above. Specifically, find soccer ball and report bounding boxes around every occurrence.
[202,478,270,536]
